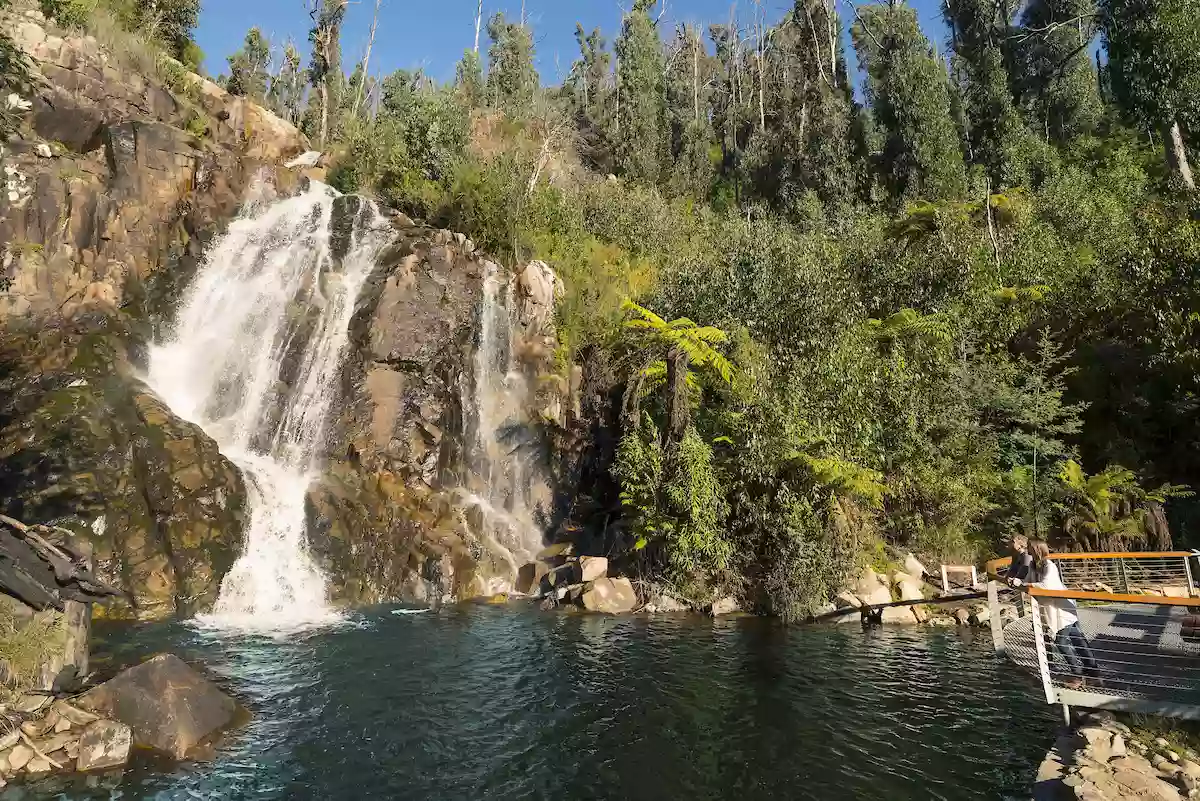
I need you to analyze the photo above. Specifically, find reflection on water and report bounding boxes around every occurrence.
[13,607,1056,801]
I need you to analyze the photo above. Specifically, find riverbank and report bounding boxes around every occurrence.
[1034,713,1200,800]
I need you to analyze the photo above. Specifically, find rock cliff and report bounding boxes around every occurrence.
[0,7,566,616]
[0,7,304,618]
[310,219,564,604]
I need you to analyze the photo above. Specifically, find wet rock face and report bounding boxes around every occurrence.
[0,10,308,618]
[0,322,246,619]
[307,229,566,605]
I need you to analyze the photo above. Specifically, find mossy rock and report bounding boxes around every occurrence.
[0,319,246,619]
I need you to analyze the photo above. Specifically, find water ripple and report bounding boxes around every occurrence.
[18,607,1056,801]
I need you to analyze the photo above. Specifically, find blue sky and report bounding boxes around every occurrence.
[194,0,948,88]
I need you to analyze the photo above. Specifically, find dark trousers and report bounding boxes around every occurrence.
[1054,622,1099,679]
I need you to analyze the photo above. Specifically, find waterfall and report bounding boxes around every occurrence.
[460,263,543,590]
[147,179,393,630]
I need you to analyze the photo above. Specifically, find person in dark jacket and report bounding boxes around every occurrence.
[1007,534,1033,583]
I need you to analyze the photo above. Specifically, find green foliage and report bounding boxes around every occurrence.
[1102,0,1200,137]
[622,300,734,385]
[945,0,1048,186]
[226,27,270,101]
[487,13,537,115]
[852,4,967,201]
[613,420,733,594]
[1018,0,1103,146]
[1055,459,1192,550]
[454,49,485,109]
[614,0,667,185]
[268,44,306,125]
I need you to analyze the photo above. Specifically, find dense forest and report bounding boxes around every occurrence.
[11,0,1200,616]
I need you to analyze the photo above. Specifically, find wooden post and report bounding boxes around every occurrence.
[987,580,1005,654]
[941,564,950,593]
[1185,555,1196,598]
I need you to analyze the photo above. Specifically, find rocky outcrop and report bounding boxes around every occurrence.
[78,653,241,758]
[0,515,115,693]
[308,223,568,605]
[0,695,129,785]
[0,323,247,618]
[0,8,572,614]
[0,651,240,785]
[1053,714,1200,801]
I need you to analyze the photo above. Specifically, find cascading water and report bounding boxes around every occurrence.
[460,263,544,590]
[147,178,394,630]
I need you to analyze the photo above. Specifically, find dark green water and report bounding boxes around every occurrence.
[9,606,1057,801]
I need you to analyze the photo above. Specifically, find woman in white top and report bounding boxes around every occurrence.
[1010,539,1099,689]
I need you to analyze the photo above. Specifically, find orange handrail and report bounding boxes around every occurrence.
[1027,586,1200,607]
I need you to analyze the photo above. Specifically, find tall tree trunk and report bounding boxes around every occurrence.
[474,0,483,53]
[352,0,383,119]
[755,1,766,130]
[693,29,700,124]
[318,82,329,147]
[663,347,691,450]
[1165,118,1197,191]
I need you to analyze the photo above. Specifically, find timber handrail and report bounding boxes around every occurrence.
[1026,586,1200,607]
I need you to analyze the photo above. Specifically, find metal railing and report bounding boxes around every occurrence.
[991,552,1200,721]
[986,551,1199,597]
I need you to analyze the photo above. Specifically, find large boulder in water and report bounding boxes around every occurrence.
[581,577,638,614]
[577,556,608,583]
[78,653,242,758]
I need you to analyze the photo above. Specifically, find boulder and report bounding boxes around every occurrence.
[835,591,862,609]
[895,577,927,623]
[7,743,33,770]
[515,561,549,595]
[645,592,689,613]
[14,694,50,713]
[51,700,99,727]
[903,553,928,579]
[969,604,991,626]
[535,542,573,564]
[581,577,638,614]
[710,596,740,616]
[881,606,920,624]
[75,720,131,772]
[78,653,241,758]
[578,556,608,583]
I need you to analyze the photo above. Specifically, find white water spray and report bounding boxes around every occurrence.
[147,179,393,631]
[459,263,544,585]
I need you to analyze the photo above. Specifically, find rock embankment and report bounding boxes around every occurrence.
[0,652,242,786]
[0,695,129,785]
[1051,714,1200,800]
[515,544,736,616]
[830,559,1016,628]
